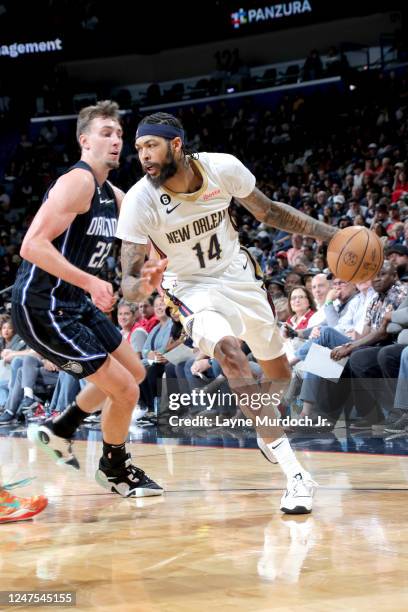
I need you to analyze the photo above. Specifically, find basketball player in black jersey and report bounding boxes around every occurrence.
[11,101,166,498]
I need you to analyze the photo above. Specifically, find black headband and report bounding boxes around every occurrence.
[136,124,184,141]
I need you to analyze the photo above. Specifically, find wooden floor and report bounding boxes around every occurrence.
[1,436,408,611]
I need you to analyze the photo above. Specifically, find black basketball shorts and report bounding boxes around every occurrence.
[12,300,123,379]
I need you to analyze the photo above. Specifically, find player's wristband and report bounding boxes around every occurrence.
[325,300,334,306]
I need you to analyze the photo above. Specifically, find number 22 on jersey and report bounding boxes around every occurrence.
[88,241,112,269]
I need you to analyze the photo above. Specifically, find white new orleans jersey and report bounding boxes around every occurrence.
[116,152,256,283]
[117,152,284,360]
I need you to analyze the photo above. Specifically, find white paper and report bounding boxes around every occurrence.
[302,343,348,382]
[162,344,195,365]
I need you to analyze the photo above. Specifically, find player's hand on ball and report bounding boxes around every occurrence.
[140,259,168,295]
[89,278,116,312]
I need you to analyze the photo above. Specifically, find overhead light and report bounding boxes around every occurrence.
[349,84,356,91]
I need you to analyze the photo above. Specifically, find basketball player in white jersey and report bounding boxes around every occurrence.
[116,112,338,514]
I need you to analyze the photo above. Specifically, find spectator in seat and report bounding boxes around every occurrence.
[296,263,407,428]
[0,318,27,408]
[282,286,315,361]
[0,354,58,424]
[387,245,408,279]
[139,296,173,414]
[298,273,330,331]
[287,234,303,267]
[117,299,147,356]
[134,297,159,333]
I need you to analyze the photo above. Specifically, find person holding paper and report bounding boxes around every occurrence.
[294,263,407,429]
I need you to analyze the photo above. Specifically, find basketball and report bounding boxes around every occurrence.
[327,226,384,283]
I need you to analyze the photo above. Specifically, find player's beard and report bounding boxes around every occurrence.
[145,143,178,188]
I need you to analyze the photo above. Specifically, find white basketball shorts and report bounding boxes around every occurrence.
[163,248,285,361]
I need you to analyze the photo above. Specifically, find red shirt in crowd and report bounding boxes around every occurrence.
[286,308,315,330]
[130,316,159,335]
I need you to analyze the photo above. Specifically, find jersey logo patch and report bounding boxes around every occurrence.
[166,203,181,214]
[97,186,114,206]
[61,361,84,375]
[160,194,171,205]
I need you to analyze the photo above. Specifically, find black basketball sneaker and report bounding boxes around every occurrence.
[28,422,80,470]
[95,453,163,497]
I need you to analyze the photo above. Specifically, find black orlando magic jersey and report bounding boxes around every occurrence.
[12,161,118,310]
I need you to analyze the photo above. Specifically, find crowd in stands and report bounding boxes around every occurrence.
[1,65,408,435]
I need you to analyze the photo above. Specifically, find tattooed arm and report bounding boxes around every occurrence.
[236,187,338,242]
[121,241,167,302]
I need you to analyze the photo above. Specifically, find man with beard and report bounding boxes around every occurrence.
[12,101,165,499]
[116,112,339,514]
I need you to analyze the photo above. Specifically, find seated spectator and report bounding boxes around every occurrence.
[117,299,147,356]
[274,297,290,323]
[296,263,408,427]
[387,245,408,280]
[275,251,289,273]
[139,296,173,414]
[371,203,392,232]
[298,273,330,332]
[392,168,408,203]
[133,297,159,333]
[248,238,263,263]
[0,354,58,424]
[376,292,408,432]
[282,286,315,361]
[293,278,374,365]
[0,318,27,408]
[388,221,405,246]
[265,277,285,300]
[155,308,196,419]
[286,234,303,267]
[284,271,304,295]
[373,221,389,247]
[284,278,369,412]
[353,214,368,227]
[346,200,367,221]
[48,371,85,415]
[285,286,315,331]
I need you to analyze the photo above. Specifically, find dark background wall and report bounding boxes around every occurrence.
[60,12,401,87]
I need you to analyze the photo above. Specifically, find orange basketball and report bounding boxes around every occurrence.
[327,226,384,283]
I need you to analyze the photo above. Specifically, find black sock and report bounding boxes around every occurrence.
[50,401,89,439]
[102,441,127,466]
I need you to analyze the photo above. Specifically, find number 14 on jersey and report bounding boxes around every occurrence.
[192,234,222,268]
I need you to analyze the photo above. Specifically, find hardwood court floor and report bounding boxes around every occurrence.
[1,436,408,611]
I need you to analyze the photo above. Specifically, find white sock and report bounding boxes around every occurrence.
[24,388,34,399]
[257,436,277,463]
[268,436,305,480]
